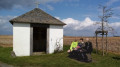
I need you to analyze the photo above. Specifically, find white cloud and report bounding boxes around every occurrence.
[46,5,54,10]
[0,18,7,24]
[62,18,79,28]
[113,6,120,10]
[112,16,120,19]
[110,22,120,28]
[67,0,79,2]
[55,16,60,20]
[39,0,62,4]
[1,15,120,36]
[13,5,23,9]
[55,17,120,36]
[62,17,96,30]
[0,16,15,33]
[0,16,13,25]
[0,0,62,10]
[39,0,63,10]
[64,0,80,7]
[74,17,96,30]
[106,0,119,6]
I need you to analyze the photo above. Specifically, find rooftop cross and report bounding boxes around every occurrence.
[35,0,40,8]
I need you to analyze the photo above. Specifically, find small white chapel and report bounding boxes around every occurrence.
[9,8,66,56]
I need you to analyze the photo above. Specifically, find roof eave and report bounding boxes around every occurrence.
[9,21,66,25]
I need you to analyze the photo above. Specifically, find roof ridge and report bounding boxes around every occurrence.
[9,8,66,25]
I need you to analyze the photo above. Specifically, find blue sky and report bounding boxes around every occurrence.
[0,0,120,36]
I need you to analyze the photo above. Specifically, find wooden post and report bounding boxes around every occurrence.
[102,32,104,56]
[96,33,98,54]
[106,33,108,54]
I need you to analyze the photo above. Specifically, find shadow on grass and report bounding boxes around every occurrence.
[112,57,120,60]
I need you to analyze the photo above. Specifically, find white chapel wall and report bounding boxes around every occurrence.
[13,23,31,56]
[48,25,63,54]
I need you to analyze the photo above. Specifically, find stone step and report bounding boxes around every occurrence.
[32,52,46,56]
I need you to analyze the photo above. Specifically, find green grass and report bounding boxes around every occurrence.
[0,46,120,67]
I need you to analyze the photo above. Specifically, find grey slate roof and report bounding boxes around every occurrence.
[9,8,66,25]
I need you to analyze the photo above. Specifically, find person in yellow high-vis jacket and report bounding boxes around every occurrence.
[67,40,78,53]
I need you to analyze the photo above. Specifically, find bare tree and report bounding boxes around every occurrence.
[97,5,113,56]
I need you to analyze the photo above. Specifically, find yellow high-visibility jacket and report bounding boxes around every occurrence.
[70,41,78,51]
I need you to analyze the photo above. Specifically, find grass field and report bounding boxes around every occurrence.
[0,46,120,67]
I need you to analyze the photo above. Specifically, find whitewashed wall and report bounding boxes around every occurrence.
[13,23,63,56]
[13,23,32,56]
[48,25,63,54]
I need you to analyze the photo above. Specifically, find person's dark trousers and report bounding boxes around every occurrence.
[68,50,79,59]
[78,52,88,62]
[76,51,83,61]
[68,50,75,59]
[68,52,73,58]
[73,50,80,60]
[84,41,93,62]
